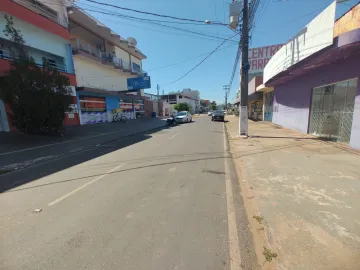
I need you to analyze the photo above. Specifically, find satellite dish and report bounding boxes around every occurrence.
[127,37,137,47]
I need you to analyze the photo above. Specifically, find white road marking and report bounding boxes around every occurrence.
[48,163,125,206]
[0,130,125,156]
[223,124,242,270]
[168,133,180,140]
[168,167,176,172]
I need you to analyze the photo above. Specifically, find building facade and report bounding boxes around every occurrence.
[160,93,197,114]
[182,88,200,113]
[0,0,78,131]
[259,2,360,149]
[67,6,147,125]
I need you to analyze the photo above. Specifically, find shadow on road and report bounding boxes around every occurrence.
[5,153,229,193]
[0,122,181,193]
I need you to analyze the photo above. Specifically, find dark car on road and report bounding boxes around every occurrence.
[211,110,225,122]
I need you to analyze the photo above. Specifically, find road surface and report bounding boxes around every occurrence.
[0,116,257,270]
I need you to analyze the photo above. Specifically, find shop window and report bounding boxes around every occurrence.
[79,96,106,112]
[119,99,133,112]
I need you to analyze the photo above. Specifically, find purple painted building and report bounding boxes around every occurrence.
[261,3,360,149]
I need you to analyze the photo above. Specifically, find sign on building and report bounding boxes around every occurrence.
[127,76,151,90]
[248,44,284,74]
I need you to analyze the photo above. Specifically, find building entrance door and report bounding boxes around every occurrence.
[264,91,274,122]
[309,78,358,143]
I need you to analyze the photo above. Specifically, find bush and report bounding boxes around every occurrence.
[174,102,190,112]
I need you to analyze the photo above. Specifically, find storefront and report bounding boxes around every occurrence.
[263,91,274,122]
[309,78,358,143]
[248,91,263,121]
[76,88,146,125]
[79,95,108,124]
[265,30,360,149]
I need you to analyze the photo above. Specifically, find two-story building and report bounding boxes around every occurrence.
[160,93,197,114]
[0,0,78,131]
[68,6,147,125]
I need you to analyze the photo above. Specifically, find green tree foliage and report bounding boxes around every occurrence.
[174,102,190,112]
[210,101,217,111]
[0,15,71,134]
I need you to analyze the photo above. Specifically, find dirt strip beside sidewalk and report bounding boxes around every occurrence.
[225,115,360,270]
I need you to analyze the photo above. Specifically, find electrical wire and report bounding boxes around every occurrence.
[163,32,240,86]
[75,2,214,26]
[148,43,238,72]
[83,0,229,25]
[74,5,239,43]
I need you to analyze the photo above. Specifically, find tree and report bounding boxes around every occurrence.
[210,101,217,111]
[174,102,190,112]
[0,15,71,134]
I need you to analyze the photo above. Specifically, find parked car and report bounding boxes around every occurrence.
[211,110,225,121]
[208,111,213,116]
[175,111,192,123]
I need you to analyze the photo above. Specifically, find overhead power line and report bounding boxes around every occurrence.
[76,2,212,25]
[163,32,240,86]
[148,43,238,72]
[75,5,239,43]
[83,0,228,25]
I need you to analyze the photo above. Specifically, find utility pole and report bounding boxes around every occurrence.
[223,85,230,110]
[157,84,160,117]
[239,0,250,136]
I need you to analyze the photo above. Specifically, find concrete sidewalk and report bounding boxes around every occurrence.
[225,115,360,269]
[0,117,166,154]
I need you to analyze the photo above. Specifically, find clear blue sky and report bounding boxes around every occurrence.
[77,0,358,103]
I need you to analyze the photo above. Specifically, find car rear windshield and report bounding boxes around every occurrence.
[213,111,223,114]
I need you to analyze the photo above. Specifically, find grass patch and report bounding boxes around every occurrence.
[263,247,278,262]
[0,169,12,175]
[253,215,264,224]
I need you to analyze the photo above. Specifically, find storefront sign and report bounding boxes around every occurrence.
[127,76,151,90]
[248,44,283,74]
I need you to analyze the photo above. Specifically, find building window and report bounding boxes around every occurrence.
[47,59,56,69]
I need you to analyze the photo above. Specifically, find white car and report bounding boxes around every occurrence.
[208,111,213,116]
[175,111,192,123]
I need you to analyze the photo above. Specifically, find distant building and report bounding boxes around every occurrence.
[160,93,197,114]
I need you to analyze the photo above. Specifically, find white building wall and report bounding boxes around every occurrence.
[115,45,131,67]
[0,12,74,73]
[264,1,336,83]
[0,13,68,57]
[74,56,133,91]
[130,55,142,71]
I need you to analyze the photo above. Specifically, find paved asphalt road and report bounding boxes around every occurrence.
[0,117,257,270]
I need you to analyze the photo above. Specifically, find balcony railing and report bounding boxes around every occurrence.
[0,48,67,72]
[70,38,145,75]
[70,39,103,59]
